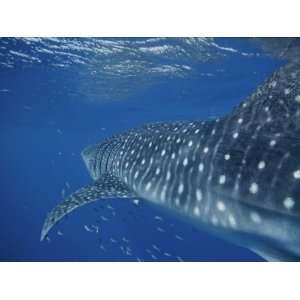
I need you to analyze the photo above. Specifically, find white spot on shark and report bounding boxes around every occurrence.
[293,170,300,179]
[196,188,202,201]
[224,154,230,160]
[250,212,261,224]
[166,171,171,181]
[228,214,237,228]
[249,182,259,194]
[233,132,239,139]
[178,184,184,195]
[258,161,266,169]
[183,157,188,166]
[219,175,226,185]
[193,206,200,216]
[283,197,295,210]
[217,201,226,212]
[198,163,204,172]
[145,182,152,191]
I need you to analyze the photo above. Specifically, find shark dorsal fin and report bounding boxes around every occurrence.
[40,174,135,241]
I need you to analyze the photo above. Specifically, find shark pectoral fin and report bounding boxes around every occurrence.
[40,174,135,241]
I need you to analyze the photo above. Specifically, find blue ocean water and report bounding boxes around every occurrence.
[0,38,284,261]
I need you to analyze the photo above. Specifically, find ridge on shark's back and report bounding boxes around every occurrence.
[41,61,300,261]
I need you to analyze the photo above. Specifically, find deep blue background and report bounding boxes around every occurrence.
[0,38,284,261]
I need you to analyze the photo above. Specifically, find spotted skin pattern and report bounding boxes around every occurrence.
[41,62,300,260]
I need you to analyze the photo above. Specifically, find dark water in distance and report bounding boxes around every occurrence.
[0,38,285,261]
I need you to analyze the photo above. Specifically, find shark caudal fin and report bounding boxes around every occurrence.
[40,174,136,241]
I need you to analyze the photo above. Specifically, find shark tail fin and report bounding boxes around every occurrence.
[40,173,135,241]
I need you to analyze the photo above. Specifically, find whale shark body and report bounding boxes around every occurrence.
[41,61,300,261]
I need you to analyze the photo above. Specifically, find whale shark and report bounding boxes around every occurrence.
[41,60,300,261]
